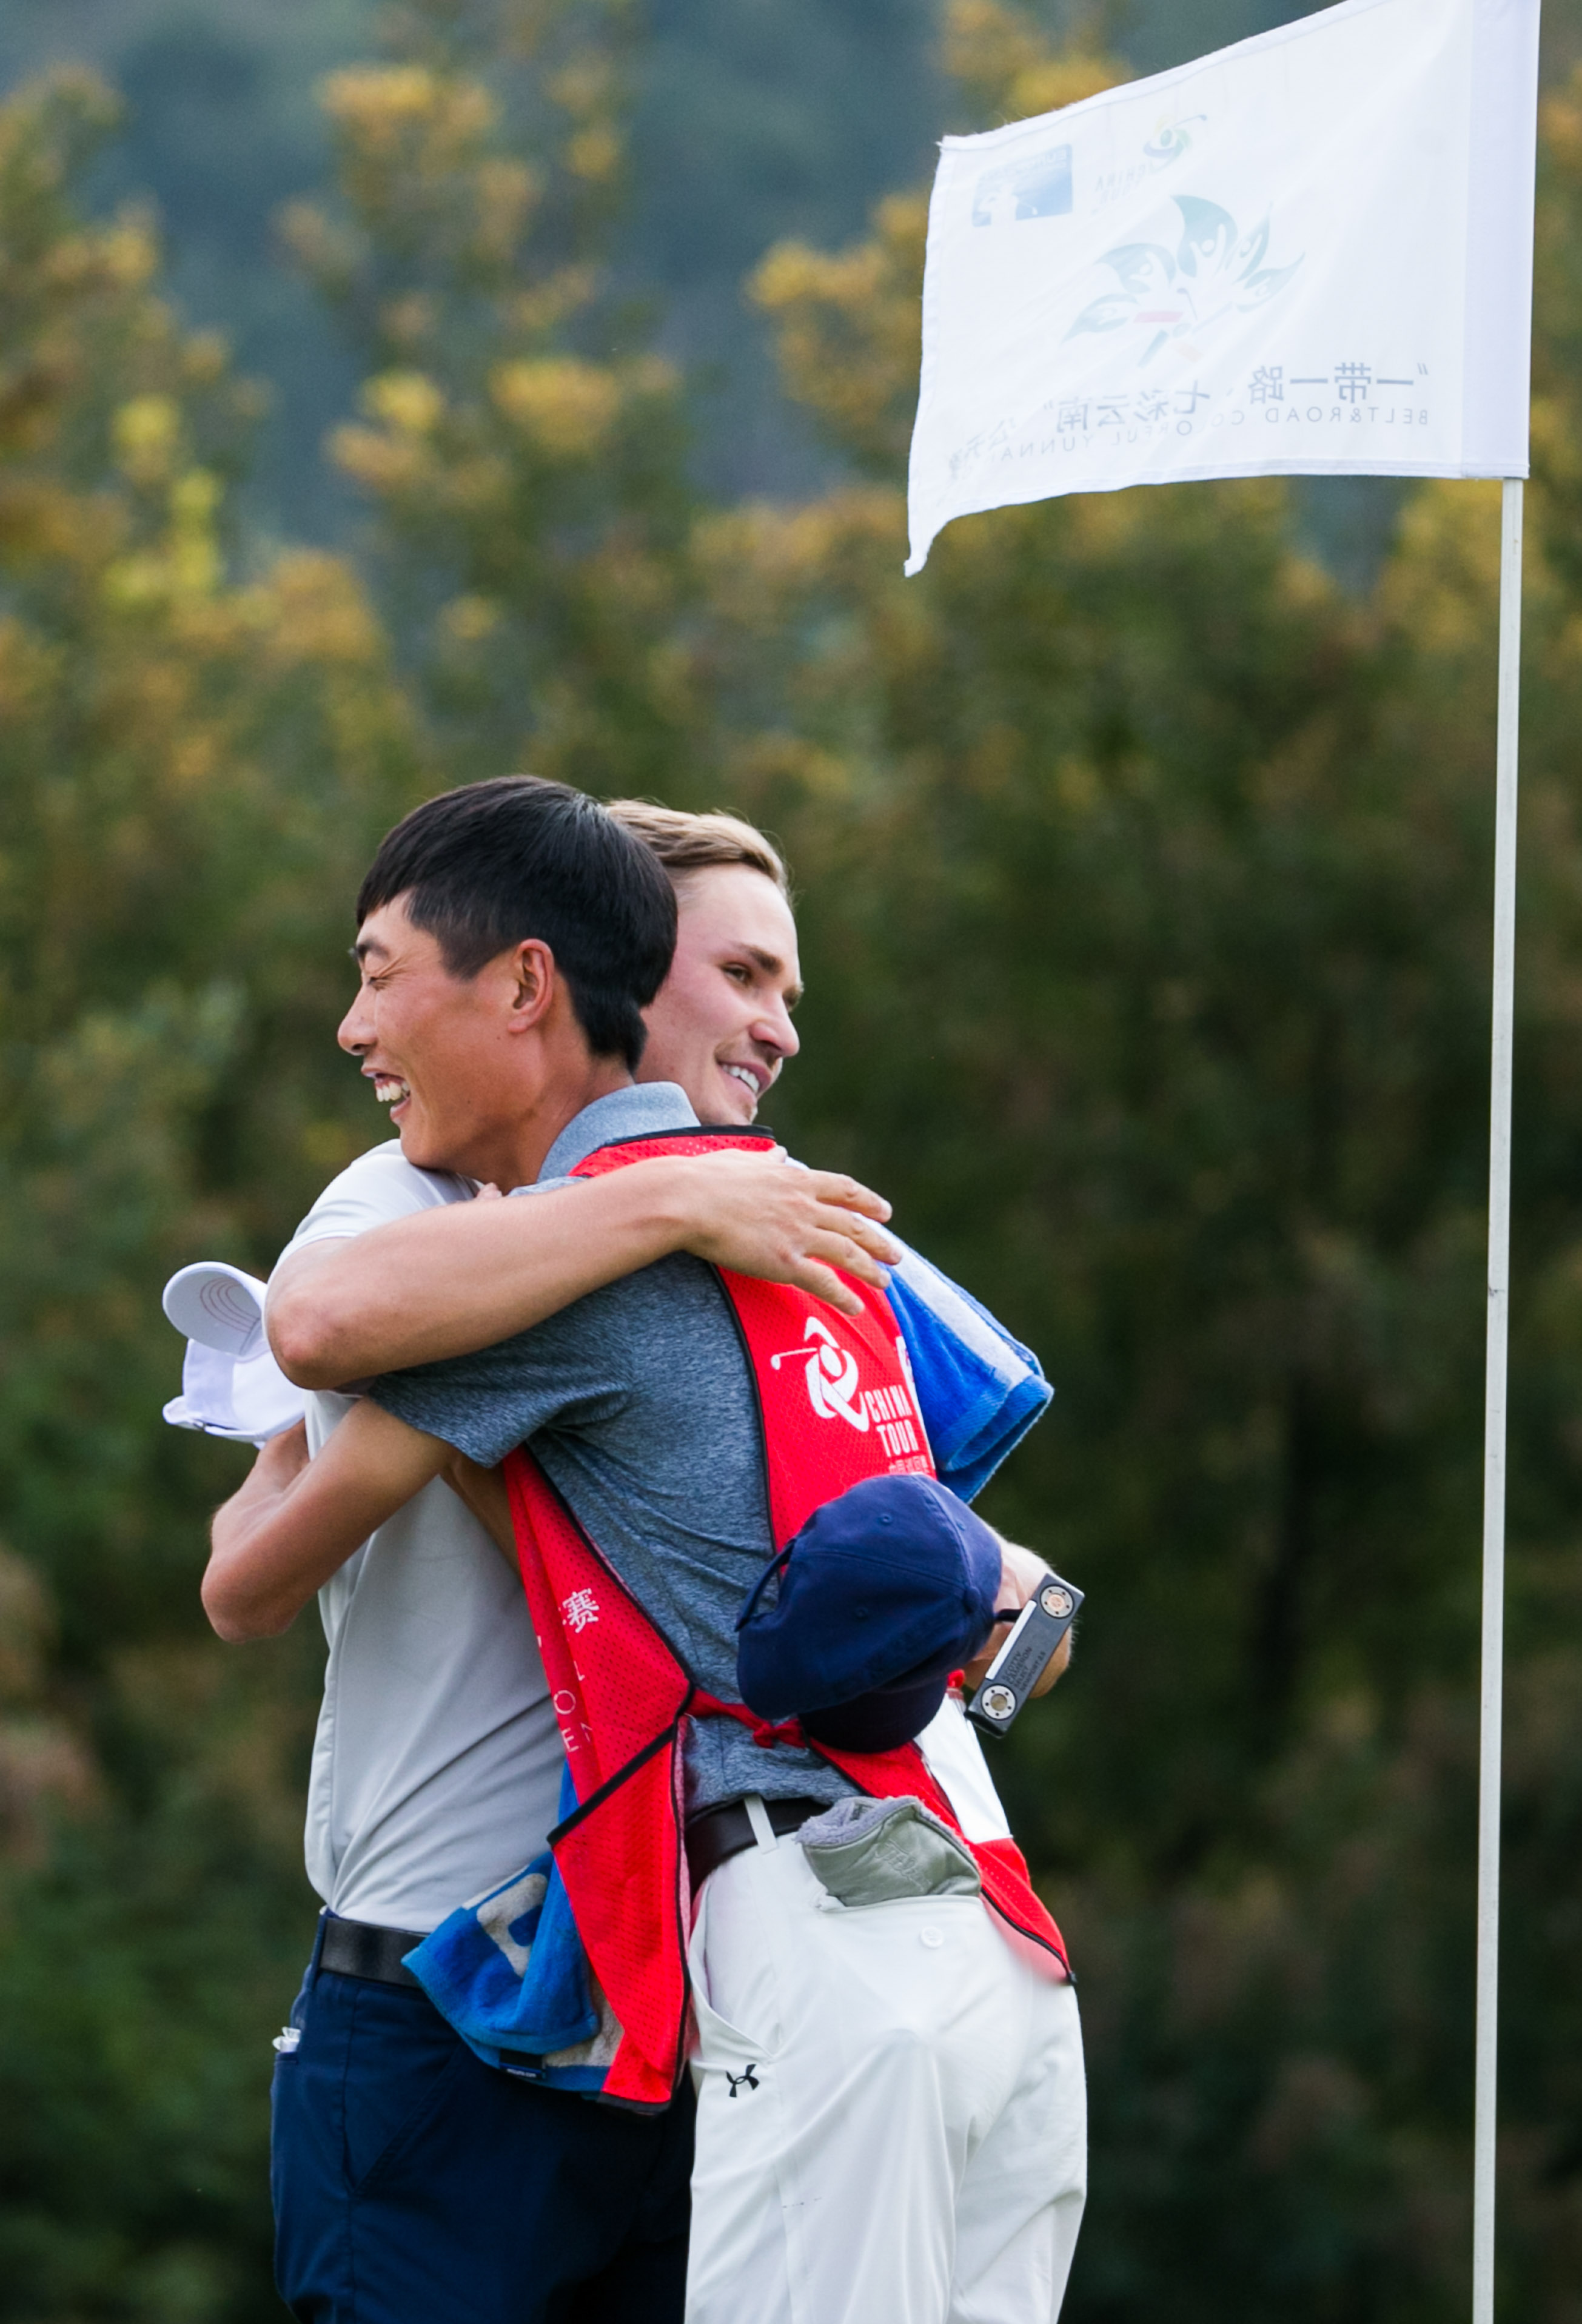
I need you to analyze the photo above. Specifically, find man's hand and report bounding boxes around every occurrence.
[657,1147,899,1318]
[961,1535,1073,1699]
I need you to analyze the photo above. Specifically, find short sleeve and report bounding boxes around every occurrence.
[367,1314,622,1468]
[275,1143,475,1266]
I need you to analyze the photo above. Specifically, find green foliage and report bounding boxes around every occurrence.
[0,69,423,2317]
[283,0,700,791]
[0,1611,323,2323]
[697,24,1582,2312]
[8,9,1582,2323]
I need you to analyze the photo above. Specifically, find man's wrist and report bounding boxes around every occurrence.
[615,1154,756,1264]
[610,1155,707,1258]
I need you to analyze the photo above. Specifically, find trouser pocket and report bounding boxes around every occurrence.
[336,1980,468,2195]
[688,1852,786,2076]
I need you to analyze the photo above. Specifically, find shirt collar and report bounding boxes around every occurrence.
[538,1082,699,1181]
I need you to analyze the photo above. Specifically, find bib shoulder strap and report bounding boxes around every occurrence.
[569,1127,777,1178]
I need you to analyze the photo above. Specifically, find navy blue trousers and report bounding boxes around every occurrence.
[271,1933,695,2324]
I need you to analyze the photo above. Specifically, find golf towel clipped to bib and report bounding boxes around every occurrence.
[403,1764,616,2089]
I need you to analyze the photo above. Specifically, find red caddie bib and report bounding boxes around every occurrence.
[504,1128,1068,2109]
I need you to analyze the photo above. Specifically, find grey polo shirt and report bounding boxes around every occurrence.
[368,1082,856,1819]
[275,1143,565,1932]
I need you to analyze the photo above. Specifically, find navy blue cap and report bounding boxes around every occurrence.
[735,1475,1003,1754]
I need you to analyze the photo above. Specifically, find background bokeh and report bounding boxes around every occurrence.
[4,2,1582,2316]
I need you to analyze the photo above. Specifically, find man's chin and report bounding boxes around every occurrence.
[712,1082,759,1126]
[392,1111,438,1164]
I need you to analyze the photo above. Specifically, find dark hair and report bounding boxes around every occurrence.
[357,777,677,1070]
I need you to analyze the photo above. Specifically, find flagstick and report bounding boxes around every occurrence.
[1472,474,1523,2324]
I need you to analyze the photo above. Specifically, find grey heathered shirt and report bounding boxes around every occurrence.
[368,1083,856,1819]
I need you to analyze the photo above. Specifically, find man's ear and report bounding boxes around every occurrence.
[504,938,558,1033]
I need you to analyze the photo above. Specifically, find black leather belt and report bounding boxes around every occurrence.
[318,1808,827,1983]
[320,1914,427,1989]
[685,1796,826,1891]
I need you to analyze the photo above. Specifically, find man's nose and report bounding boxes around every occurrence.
[758,996,800,1062]
[338,989,372,1055]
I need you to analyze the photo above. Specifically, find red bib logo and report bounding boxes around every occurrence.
[771,1317,869,1430]
[769,1316,927,1463]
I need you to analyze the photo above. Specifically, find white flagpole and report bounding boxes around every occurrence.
[1472,474,1523,2324]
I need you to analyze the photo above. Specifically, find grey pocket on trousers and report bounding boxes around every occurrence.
[797,1796,982,1907]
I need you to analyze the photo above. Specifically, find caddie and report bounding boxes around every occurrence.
[207,781,1067,2323]
[209,779,1086,2324]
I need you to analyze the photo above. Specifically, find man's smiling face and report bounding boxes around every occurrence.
[337,895,534,1179]
[638,866,802,1124]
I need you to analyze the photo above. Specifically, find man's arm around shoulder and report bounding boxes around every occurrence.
[267,1149,899,1389]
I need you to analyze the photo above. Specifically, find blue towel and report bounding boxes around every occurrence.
[404,1767,611,2090]
[887,1241,1052,1502]
[409,1261,1052,2086]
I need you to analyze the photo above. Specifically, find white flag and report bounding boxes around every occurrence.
[906,0,1540,573]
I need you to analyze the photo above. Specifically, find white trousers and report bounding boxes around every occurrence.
[685,1818,1087,2324]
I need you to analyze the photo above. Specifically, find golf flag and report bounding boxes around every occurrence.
[905,0,1541,573]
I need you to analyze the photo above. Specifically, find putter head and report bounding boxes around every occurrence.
[965,1573,1083,1739]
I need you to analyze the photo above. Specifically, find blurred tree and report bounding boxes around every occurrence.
[284,0,700,793]
[0,70,420,2319]
[6,3,1582,2320]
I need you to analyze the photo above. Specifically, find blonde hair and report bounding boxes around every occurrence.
[605,800,790,898]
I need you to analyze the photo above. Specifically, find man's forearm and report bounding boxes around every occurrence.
[268,1169,698,1388]
[203,1405,451,1641]
[268,1152,897,1389]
